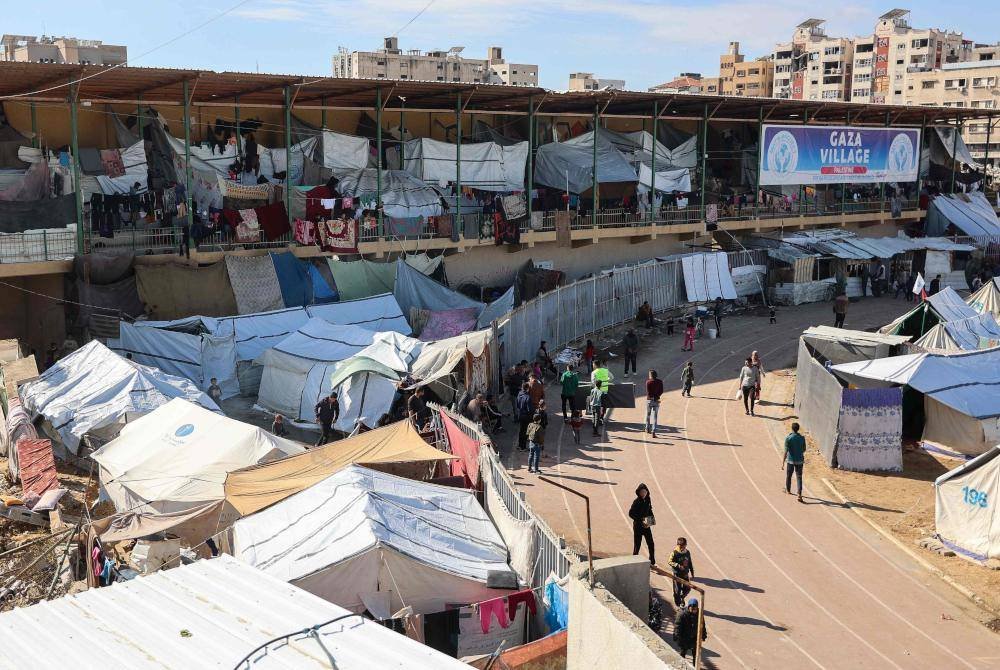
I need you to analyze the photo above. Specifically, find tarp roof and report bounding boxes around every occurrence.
[18,341,217,454]
[802,326,911,347]
[880,287,978,335]
[393,258,485,320]
[232,464,511,594]
[0,554,469,669]
[534,130,639,193]
[224,419,453,516]
[968,277,1000,318]
[926,192,1000,237]
[914,313,1000,351]
[92,398,304,516]
[831,348,1000,419]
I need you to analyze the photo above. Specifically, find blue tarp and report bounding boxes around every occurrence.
[392,259,484,319]
[476,285,515,329]
[306,262,338,303]
[270,251,312,308]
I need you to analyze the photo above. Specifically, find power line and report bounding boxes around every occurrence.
[393,0,438,37]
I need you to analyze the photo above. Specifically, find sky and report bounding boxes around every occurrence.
[6,1,999,90]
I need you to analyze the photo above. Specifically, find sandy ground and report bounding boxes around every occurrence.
[506,295,1000,669]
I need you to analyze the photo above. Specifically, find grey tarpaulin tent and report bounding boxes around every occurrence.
[913,313,1000,351]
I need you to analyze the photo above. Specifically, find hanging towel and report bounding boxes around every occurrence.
[479,597,510,634]
[507,590,538,621]
[255,201,291,240]
[294,218,317,245]
[100,149,126,177]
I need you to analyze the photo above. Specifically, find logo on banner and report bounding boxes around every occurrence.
[767,131,798,175]
[174,424,195,438]
[888,134,915,172]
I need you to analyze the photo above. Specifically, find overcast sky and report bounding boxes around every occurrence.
[7,1,997,90]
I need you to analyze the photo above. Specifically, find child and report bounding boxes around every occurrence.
[570,409,583,444]
[769,305,777,325]
[682,317,696,352]
[526,412,546,473]
[681,362,695,397]
[665,316,675,336]
[588,380,605,436]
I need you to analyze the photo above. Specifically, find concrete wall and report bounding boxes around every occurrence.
[0,273,66,357]
[566,557,691,670]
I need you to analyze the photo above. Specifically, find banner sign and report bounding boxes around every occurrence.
[759,124,920,185]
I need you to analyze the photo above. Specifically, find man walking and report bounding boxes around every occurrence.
[314,392,340,446]
[713,297,724,338]
[622,329,639,378]
[673,598,707,662]
[591,358,614,390]
[833,292,848,328]
[644,370,663,438]
[516,383,534,452]
[681,361,695,397]
[783,422,806,502]
[559,364,579,421]
[669,537,695,607]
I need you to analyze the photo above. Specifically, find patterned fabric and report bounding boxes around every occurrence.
[317,218,359,254]
[468,347,490,396]
[100,149,125,178]
[225,254,284,315]
[836,387,903,472]
[419,307,479,341]
[235,208,260,243]
[219,177,274,201]
[294,218,317,246]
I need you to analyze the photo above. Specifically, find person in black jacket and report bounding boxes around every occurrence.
[673,598,707,661]
[629,483,655,567]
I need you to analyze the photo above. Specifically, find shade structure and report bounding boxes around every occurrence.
[225,419,454,516]
[91,398,304,518]
[231,465,515,616]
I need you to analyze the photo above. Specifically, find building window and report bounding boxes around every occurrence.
[853,88,869,97]
[973,77,997,87]
[922,80,936,89]
[911,38,929,49]
[944,78,967,89]
[823,47,841,56]
[399,74,407,79]
[894,90,902,95]
[822,90,841,99]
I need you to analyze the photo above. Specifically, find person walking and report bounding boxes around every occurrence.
[930,274,942,295]
[750,350,766,402]
[673,598,708,662]
[526,412,545,473]
[713,297,724,338]
[622,329,639,378]
[682,317,696,352]
[527,373,545,410]
[833,292,848,328]
[569,409,583,444]
[629,484,656,567]
[669,537,695,607]
[516,383,534,452]
[582,340,596,375]
[591,358,614,390]
[589,380,606,436]
[644,370,664,437]
[860,263,869,298]
[738,357,760,416]
[559,364,580,421]
[783,422,807,502]
[681,361,695,397]
[314,393,340,446]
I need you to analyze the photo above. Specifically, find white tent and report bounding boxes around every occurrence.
[832,349,1000,455]
[19,341,218,455]
[322,129,372,171]
[968,277,1000,319]
[402,137,527,192]
[913,313,1000,351]
[255,319,423,428]
[534,131,638,194]
[0,554,471,670]
[935,446,1000,562]
[92,398,303,518]
[232,465,515,616]
[333,168,443,219]
[681,252,738,302]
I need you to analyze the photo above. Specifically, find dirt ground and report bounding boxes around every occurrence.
[766,367,1000,629]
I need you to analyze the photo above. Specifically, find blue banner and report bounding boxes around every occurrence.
[759,124,920,185]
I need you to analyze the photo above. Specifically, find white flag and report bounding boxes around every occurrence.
[912,272,925,295]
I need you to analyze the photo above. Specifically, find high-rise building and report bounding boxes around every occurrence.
[568,73,625,91]
[332,37,538,86]
[0,34,126,65]
[772,19,853,101]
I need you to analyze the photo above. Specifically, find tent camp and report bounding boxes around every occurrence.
[935,446,1000,562]
[393,258,485,327]
[879,287,978,338]
[401,137,528,192]
[92,398,303,521]
[832,348,1000,456]
[231,465,516,616]
[334,168,443,219]
[225,419,454,516]
[795,330,910,470]
[18,341,217,455]
[924,192,1000,237]
[255,319,423,428]
[913,313,1000,351]
[0,555,471,670]
[967,277,1000,319]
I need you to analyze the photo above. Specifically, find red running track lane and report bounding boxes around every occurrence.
[507,296,1000,670]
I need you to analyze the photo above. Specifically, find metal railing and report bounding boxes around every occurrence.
[0,229,76,263]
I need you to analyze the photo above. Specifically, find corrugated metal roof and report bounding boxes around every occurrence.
[0,555,470,669]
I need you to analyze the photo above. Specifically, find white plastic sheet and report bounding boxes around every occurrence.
[322,130,372,171]
[403,137,527,192]
[935,447,1000,560]
[681,252,738,302]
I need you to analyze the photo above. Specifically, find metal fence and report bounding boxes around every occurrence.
[497,249,766,368]
[0,229,76,263]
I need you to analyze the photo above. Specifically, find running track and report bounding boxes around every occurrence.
[508,297,1000,669]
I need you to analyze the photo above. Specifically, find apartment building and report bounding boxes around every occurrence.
[648,73,712,94]
[332,38,538,86]
[0,34,126,65]
[905,60,1000,165]
[568,73,626,91]
[771,20,854,101]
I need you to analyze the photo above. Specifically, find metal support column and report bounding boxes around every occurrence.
[699,103,709,223]
[985,117,993,171]
[234,96,241,161]
[69,84,84,254]
[754,105,764,217]
[456,93,462,225]
[182,81,194,228]
[30,103,38,149]
[950,121,961,194]
[284,85,292,227]
[650,101,657,223]
[527,96,534,225]
[320,98,326,130]
[916,115,927,202]
[136,95,143,141]
[376,87,383,232]
[592,105,599,227]
[879,112,889,211]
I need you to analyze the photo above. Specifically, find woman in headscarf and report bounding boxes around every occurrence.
[628,483,656,567]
